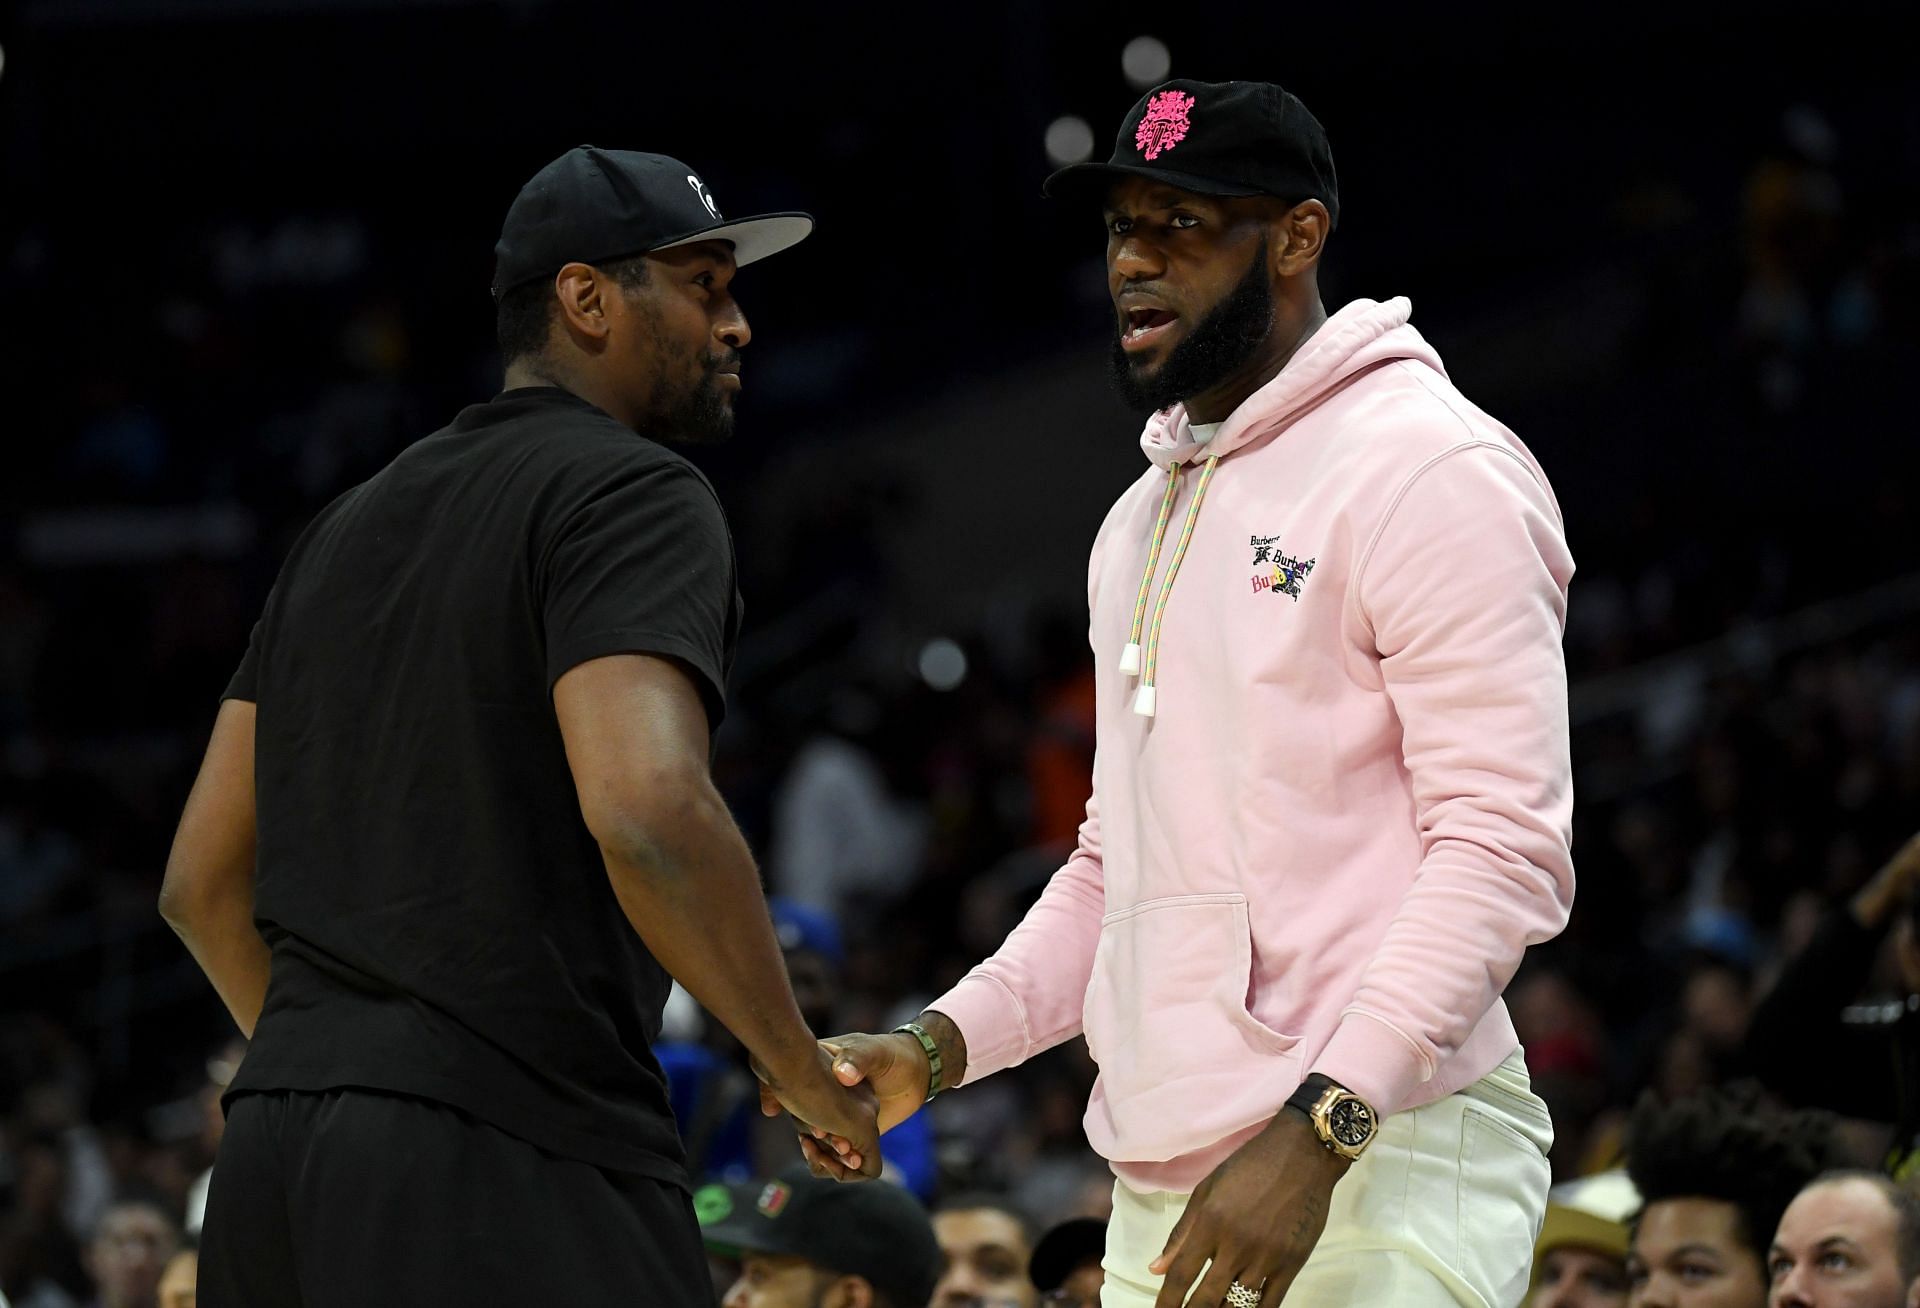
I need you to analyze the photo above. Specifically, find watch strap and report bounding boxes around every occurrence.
[892,1021,944,1103]
[1285,1072,1339,1118]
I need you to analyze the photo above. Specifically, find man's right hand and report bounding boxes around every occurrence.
[754,1043,883,1180]
[823,1032,939,1132]
[756,1031,929,1180]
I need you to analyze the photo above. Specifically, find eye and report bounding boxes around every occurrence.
[694,272,715,290]
[1107,216,1132,235]
[1818,1251,1852,1271]
[1677,1261,1718,1282]
[1170,212,1200,228]
[1769,1257,1792,1281]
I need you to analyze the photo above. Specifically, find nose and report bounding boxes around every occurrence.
[1633,1273,1676,1308]
[1768,1266,1813,1307]
[716,301,750,350]
[1110,233,1164,285]
[936,1270,986,1303]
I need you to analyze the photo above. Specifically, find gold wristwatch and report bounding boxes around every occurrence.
[1283,1073,1379,1160]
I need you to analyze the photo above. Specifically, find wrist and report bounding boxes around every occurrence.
[917,1010,969,1090]
[1281,1073,1375,1164]
[1265,1107,1353,1173]
[759,1029,826,1084]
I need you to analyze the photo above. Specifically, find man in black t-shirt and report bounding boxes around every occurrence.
[158,146,878,1306]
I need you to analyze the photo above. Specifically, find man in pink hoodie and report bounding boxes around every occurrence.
[783,79,1574,1307]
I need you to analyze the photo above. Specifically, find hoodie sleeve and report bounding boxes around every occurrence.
[1316,441,1576,1115]
[925,791,1107,1083]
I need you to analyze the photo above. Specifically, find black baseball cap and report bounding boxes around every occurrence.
[694,1169,942,1306]
[1044,79,1339,228]
[1029,1217,1107,1292]
[491,145,813,299]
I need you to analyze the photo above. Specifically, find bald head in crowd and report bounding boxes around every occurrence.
[1767,1172,1920,1308]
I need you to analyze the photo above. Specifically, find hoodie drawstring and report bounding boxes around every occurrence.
[1119,464,1184,678]
[1124,454,1221,718]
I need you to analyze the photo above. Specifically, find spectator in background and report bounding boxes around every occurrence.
[695,1168,941,1308]
[180,1040,242,1238]
[658,899,935,1198]
[1624,1085,1837,1308]
[81,1198,176,1308]
[1532,1170,1639,1308]
[153,1249,192,1308]
[931,1194,1036,1308]
[1027,1217,1104,1308]
[1766,1171,1920,1308]
[768,688,925,923]
[1745,833,1920,1182]
[0,1134,85,1308]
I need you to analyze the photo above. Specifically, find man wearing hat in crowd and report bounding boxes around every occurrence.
[807,78,1573,1307]
[160,145,879,1305]
[1030,1217,1108,1308]
[1530,1171,1638,1307]
[697,1167,942,1308]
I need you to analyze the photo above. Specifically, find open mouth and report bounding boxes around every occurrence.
[1121,306,1180,350]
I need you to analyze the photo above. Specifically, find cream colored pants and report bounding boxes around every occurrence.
[1100,1050,1553,1308]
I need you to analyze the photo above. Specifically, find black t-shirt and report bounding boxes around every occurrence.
[222,387,742,1186]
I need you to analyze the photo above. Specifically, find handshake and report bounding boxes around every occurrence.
[749,1018,962,1181]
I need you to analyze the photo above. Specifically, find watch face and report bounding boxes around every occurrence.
[1327,1096,1375,1148]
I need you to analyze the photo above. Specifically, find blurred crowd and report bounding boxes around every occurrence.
[3,44,1920,1308]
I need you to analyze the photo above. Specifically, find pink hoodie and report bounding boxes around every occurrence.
[929,297,1575,1194]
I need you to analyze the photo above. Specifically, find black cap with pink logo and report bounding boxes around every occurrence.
[1044,79,1340,228]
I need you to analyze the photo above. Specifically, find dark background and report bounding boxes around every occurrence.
[2,0,1918,1297]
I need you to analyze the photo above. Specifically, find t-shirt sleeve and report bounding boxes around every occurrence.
[222,619,263,703]
[539,463,738,725]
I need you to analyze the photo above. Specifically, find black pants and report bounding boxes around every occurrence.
[199,1088,710,1307]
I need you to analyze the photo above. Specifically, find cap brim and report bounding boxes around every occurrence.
[699,1213,798,1259]
[1534,1206,1631,1262]
[1042,162,1263,204]
[653,212,814,267]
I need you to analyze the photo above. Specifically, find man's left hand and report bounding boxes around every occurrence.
[1149,1109,1350,1307]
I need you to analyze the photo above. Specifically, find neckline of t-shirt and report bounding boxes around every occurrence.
[493,385,597,407]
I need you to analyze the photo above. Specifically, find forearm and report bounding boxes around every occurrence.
[599,783,816,1077]
[162,891,270,1038]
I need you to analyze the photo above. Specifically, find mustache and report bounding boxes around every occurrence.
[704,349,742,376]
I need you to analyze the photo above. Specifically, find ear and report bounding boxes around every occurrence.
[1271,198,1331,277]
[552,261,612,344]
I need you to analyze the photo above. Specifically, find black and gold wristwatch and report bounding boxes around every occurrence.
[1284,1073,1379,1160]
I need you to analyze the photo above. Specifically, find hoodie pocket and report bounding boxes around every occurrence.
[1082,893,1300,1162]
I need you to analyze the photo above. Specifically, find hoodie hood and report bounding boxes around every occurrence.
[1139,296,1438,470]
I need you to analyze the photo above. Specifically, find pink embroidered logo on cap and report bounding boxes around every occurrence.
[1135,90,1196,161]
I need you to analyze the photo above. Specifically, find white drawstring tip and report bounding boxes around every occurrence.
[1118,643,1142,676]
[1131,684,1157,717]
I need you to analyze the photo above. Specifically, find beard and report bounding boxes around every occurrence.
[654,351,737,445]
[1106,240,1274,414]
